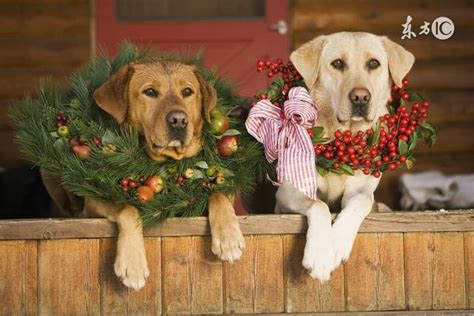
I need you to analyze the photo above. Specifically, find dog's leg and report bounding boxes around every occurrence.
[332,174,381,267]
[275,183,335,281]
[208,192,245,263]
[85,198,149,291]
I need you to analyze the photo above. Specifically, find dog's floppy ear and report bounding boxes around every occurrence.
[195,72,217,122]
[93,64,134,124]
[382,37,415,87]
[290,36,326,87]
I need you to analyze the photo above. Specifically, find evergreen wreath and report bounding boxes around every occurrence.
[251,58,437,178]
[11,43,271,225]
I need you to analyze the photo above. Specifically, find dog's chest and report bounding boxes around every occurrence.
[317,173,348,207]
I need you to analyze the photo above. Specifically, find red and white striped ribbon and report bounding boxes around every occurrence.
[245,86,318,200]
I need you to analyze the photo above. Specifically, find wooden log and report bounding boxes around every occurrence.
[224,236,256,313]
[254,235,285,313]
[0,38,90,69]
[0,2,89,41]
[0,240,37,316]
[0,211,473,240]
[38,239,100,315]
[292,1,474,33]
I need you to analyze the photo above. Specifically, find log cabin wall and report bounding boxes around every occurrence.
[0,0,92,168]
[291,0,474,208]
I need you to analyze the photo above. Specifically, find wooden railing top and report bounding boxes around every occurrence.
[0,210,473,240]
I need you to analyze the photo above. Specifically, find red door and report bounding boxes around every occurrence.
[96,0,289,97]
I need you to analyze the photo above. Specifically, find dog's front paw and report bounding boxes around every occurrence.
[114,237,150,291]
[211,220,245,263]
[332,221,357,267]
[302,230,335,282]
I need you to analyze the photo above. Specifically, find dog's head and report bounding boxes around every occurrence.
[93,58,216,161]
[290,32,414,130]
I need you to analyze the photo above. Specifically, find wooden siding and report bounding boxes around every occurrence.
[0,0,91,167]
[0,211,473,314]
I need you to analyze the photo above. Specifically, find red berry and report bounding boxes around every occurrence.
[307,129,314,137]
[128,180,137,188]
[376,160,383,167]
[332,162,340,169]
[121,178,129,187]
[402,78,409,87]
[399,155,407,163]
[334,130,342,138]
[363,168,370,175]
[422,101,430,108]
[365,129,373,136]
[343,136,351,144]
[388,163,397,170]
[324,152,331,159]
[257,60,264,67]
[121,187,129,193]
[373,170,381,178]
[267,71,274,78]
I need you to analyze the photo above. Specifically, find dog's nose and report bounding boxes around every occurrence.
[166,111,188,130]
[349,88,371,106]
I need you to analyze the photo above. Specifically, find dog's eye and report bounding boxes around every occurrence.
[331,59,345,70]
[143,88,158,98]
[367,58,380,70]
[181,87,194,97]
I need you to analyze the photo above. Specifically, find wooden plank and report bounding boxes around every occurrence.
[162,236,192,314]
[319,264,345,312]
[284,234,345,313]
[432,232,467,309]
[465,232,474,309]
[0,240,37,316]
[404,233,434,310]
[0,211,473,240]
[284,234,320,312]
[100,238,128,314]
[190,236,223,314]
[344,234,379,311]
[38,239,100,315]
[377,233,405,310]
[128,237,162,315]
[101,237,162,315]
[255,235,284,313]
[224,236,256,313]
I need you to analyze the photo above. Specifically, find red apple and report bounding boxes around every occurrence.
[144,175,164,193]
[72,145,91,160]
[136,185,155,203]
[217,135,238,156]
[210,112,229,135]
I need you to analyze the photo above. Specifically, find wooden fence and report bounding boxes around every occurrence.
[1,211,473,314]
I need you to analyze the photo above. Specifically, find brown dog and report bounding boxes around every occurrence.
[42,58,245,290]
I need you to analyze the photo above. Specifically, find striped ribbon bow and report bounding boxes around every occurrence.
[245,86,318,200]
